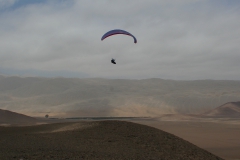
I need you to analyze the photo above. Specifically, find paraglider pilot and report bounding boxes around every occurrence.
[111,58,116,64]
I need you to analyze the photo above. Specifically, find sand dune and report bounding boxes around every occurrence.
[202,101,240,117]
[0,121,223,160]
[50,122,96,133]
[133,119,240,160]
[0,109,39,125]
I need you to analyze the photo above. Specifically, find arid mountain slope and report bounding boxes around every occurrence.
[202,101,240,117]
[0,109,39,125]
[0,121,223,160]
[1,76,240,117]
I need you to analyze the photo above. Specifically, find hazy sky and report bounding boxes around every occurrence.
[0,0,239,80]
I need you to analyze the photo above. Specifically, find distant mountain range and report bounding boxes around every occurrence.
[1,101,240,125]
[0,75,240,117]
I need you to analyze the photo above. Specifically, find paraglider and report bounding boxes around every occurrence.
[111,58,116,64]
[101,29,137,43]
[101,29,137,64]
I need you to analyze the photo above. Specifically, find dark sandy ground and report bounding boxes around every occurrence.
[132,118,240,160]
[0,120,223,160]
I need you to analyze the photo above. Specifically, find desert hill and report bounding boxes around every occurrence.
[0,109,39,125]
[0,120,223,160]
[1,76,240,117]
[152,101,240,120]
[202,101,240,117]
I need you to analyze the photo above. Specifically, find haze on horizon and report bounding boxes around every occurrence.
[0,76,239,117]
[0,0,240,80]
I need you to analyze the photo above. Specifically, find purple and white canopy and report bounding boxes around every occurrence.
[101,29,137,43]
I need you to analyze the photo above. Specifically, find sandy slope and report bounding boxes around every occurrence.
[0,121,223,160]
[202,101,240,117]
[133,118,240,160]
[0,109,39,125]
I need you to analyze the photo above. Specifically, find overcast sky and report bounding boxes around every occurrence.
[0,0,239,80]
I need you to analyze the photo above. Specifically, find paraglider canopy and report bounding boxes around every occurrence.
[101,29,137,43]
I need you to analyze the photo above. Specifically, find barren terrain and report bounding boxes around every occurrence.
[0,109,39,125]
[132,116,240,160]
[1,77,240,117]
[0,120,223,160]
[1,77,240,159]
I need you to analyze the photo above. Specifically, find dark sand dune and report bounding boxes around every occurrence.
[202,101,240,117]
[0,109,39,125]
[0,121,223,160]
